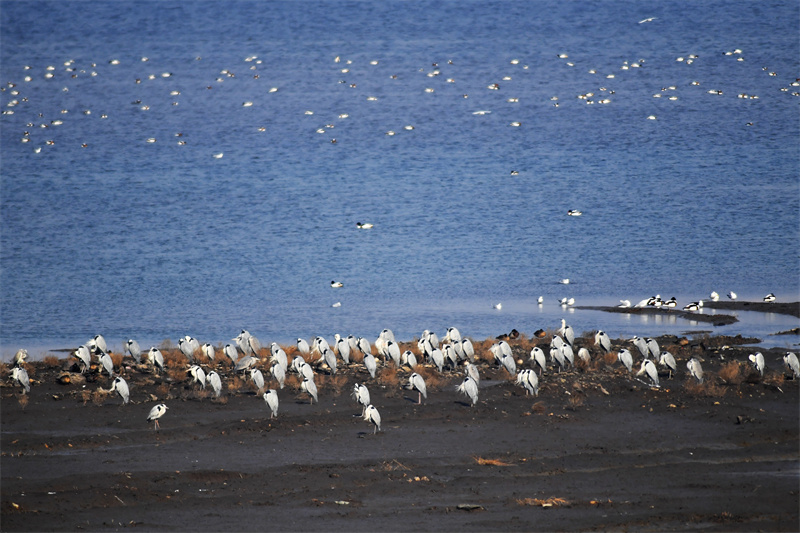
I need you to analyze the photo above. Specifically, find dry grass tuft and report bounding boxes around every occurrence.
[531,401,547,414]
[91,390,106,406]
[227,376,246,392]
[349,350,364,364]
[0,365,9,379]
[155,383,171,400]
[42,355,62,368]
[603,352,618,365]
[684,378,726,398]
[718,362,743,385]
[110,352,124,368]
[321,374,348,395]
[414,366,448,391]
[763,371,785,387]
[377,366,400,389]
[17,394,29,409]
[473,456,515,466]
[212,395,229,405]
[284,374,301,391]
[516,497,569,507]
[566,394,585,411]
[80,389,92,405]
[162,350,185,368]
[167,366,186,382]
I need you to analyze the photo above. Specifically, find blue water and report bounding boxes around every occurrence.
[2,0,798,359]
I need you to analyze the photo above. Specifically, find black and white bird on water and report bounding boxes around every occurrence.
[147,403,168,431]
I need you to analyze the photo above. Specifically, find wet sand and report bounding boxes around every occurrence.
[2,319,799,531]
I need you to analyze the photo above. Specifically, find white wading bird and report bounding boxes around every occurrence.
[363,404,381,434]
[408,373,427,404]
[110,376,130,404]
[147,403,168,430]
[263,390,279,418]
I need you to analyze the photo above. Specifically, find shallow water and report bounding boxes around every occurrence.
[1,0,798,359]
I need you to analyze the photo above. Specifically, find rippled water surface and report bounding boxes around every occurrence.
[1,0,798,357]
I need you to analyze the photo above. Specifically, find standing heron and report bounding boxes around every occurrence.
[88,334,108,355]
[10,367,30,393]
[235,330,253,355]
[401,350,417,369]
[301,377,318,404]
[299,362,314,381]
[516,369,539,396]
[201,343,215,361]
[659,351,677,378]
[13,349,28,367]
[250,368,265,390]
[687,358,704,383]
[443,344,458,370]
[408,373,427,404]
[637,359,660,387]
[247,334,262,357]
[530,347,547,375]
[550,347,566,372]
[364,353,377,378]
[75,345,92,373]
[465,362,480,385]
[297,338,310,355]
[618,349,634,372]
[270,361,286,389]
[234,355,257,373]
[461,338,475,362]
[223,344,239,365]
[188,365,206,389]
[357,337,372,356]
[270,343,288,371]
[783,352,799,378]
[335,335,351,364]
[291,355,307,374]
[363,404,381,434]
[352,383,371,414]
[748,352,765,376]
[645,338,661,360]
[445,327,461,344]
[125,340,142,363]
[631,337,649,359]
[146,403,168,430]
[110,376,130,404]
[386,341,401,366]
[380,328,396,343]
[263,390,279,418]
[560,319,575,346]
[577,347,591,364]
[561,344,575,368]
[595,331,611,353]
[206,371,222,397]
[178,337,197,363]
[99,352,115,377]
[148,347,165,374]
[322,348,337,375]
[430,348,445,373]
[457,376,479,406]
[499,353,517,376]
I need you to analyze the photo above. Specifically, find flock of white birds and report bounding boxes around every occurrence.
[7,320,800,435]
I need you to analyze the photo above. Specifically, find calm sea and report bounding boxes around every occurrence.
[2,0,798,359]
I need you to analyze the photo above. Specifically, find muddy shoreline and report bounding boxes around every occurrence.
[2,326,798,532]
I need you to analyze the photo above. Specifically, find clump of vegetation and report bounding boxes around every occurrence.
[717,361,744,385]
[531,401,547,414]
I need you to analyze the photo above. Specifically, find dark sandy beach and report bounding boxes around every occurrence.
[2,304,798,532]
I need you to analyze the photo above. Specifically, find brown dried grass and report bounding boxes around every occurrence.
[17,394,29,409]
[717,362,744,385]
[684,378,726,398]
[91,390,106,406]
[473,456,515,466]
[603,352,618,365]
[42,355,61,368]
[517,497,569,507]
[227,376,246,392]
[284,374,301,391]
[155,383,171,400]
[321,374,348,395]
[531,401,547,414]
[110,352,124,368]
[349,349,365,364]
[167,366,186,382]
[414,366,448,391]
[763,371,785,387]
[80,389,92,405]
[162,350,185,368]
[566,394,585,411]
[377,366,401,395]
[0,365,9,379]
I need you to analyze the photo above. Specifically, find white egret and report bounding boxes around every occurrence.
[301,378,318,404]
[516,369,539,396]
[550,347,566,372]
[148,347,165,374]
[783,352,799,378]
[201,343,215,361]
[352,383,371,413]
[500,353,517,376]
[75,345,91,373]
[457,376,479,406]
[631,336,649,359]
[335,336,351,364]
[408,373,427,404]
[125,340,142,363]
[560,319,575,346]
[465,362,480,384]
[188,365,206,388]
[637,360,660,387]
[401,350,417,369]
[250,368,265,390]
[461,338,475,362]
[659,352,677,378]
[270,361,286,389]
[234,355,257,373]
[110,376,130,404]
[363,405,381,433]
[687,358,704,383]
[645,338,661,360]
[430,348,445,373]
[322,347,337,374]
[618,349,633,372]
[748,353,765,376]
[530,347,547,375]
[364,353,377,378]
[147,403,168,430]
[10,367,30,393]
[263,390,279,418]
[223,344,239,365]
[206,371,222,397]
[386,341,401,366]
[297,338,310,355]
